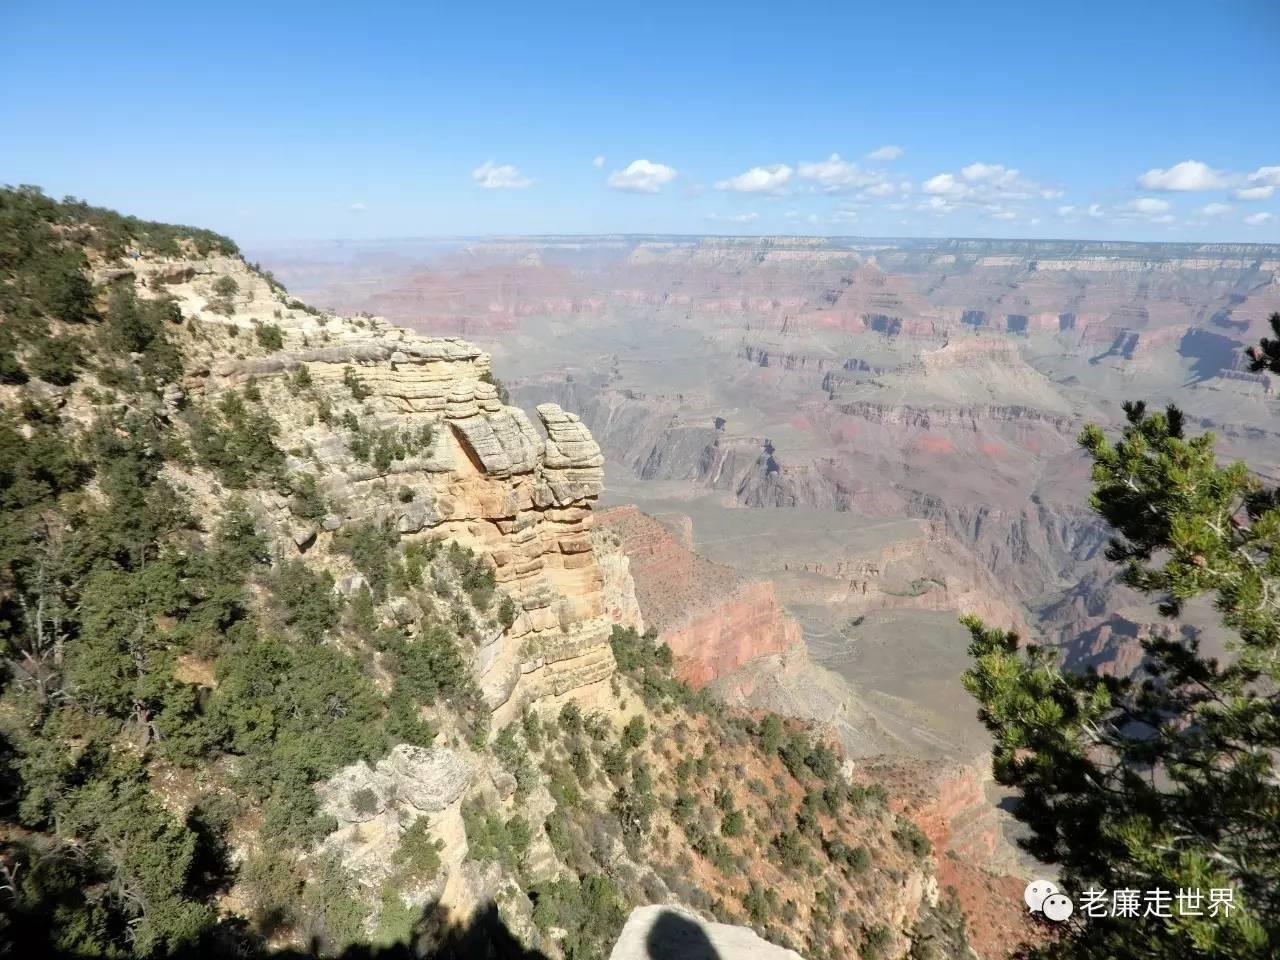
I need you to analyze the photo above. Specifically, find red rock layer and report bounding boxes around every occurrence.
[598,505,803,686]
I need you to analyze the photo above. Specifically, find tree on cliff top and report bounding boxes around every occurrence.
[963,325,1280,958]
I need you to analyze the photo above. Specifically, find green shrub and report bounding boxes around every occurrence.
[721,809,747,837]
[274,559,337,642]
[621,715,646,750]
[521,708,543,751]
[528,873,626,959]
[303,854,367,952]
[28,334,82,385]
[210,635,387,843]
[343,365,372,400]
[498,595,517,630]
[189,389,285,488]
[380,624,468,704]
[210,275,239,306]
[758,713,784,755]
[0,328,27,383]
[862,922,892,959]
[848,783,889,811]
[892,817,932,858]
[559,702,583,735]
[393,817,443,881]
[240,849,303,932]
[462,801,531,872]
[288,472,327,519]
[492,723,537,796]
[254,321,284,350]
[332,519,398,597]
[101,285,183,383]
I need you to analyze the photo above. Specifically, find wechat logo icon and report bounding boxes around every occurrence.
[1025,879,1074,922]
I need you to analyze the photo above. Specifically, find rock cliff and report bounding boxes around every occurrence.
[3,192,1004,960]
[150,254,633,726]
[597,505,802,685]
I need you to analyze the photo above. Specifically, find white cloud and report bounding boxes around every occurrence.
[1060,203,1105,220]
[472,161,534,189]
[865,145,903,162]
[1247,165,1280,186]
[922,162,1055,202]
[961,162,1019,185]
[921,196,957,213]
[796,154,882,192]
[347,202,367,212]
[1245,212,1275,226]
[1124,197,1172,215]
[606,159,678,193]
[1198,202,1233,218]
[864,181,897,198]
[716,164,793,194]
[592,155,605,169]
[922,173,970,197]
[1234,166,1280,200]
[1136,160,1225,191]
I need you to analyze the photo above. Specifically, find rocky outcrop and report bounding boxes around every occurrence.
[316,745,472,895]
[598,506,802,685]
[592,527,646,634]
[661,580,802,686]
[610,905,804,960]
[159,256,631,726]
[867,756,1040,960]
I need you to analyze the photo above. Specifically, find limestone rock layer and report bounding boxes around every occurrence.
[169,255,627,725]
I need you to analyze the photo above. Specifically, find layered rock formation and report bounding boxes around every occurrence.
[158,255,638,726]
[2,195,1019,960]
[597,505,801,685]
[871,757,1039,960]
[316,745,472,898]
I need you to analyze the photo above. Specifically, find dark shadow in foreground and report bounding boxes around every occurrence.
[643,910,720,960]
[2,900,551,960]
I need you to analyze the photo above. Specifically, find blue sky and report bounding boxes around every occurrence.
[3,0,1279,243]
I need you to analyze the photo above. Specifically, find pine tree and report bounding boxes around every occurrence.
[963,383,1280,956]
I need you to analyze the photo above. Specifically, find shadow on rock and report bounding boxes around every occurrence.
[643,909,721,960]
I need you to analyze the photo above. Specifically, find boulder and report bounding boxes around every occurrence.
[609,906,804,960]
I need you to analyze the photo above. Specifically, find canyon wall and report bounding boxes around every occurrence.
[158,255,639,726]
[597,505,802,685]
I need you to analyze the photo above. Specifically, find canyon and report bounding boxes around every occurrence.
[241,232,1280,958]
[258,234,1280,749]
[25,193,1277,957]
[3,194,995,960]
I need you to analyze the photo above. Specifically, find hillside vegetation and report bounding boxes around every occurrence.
[0,188,964,960]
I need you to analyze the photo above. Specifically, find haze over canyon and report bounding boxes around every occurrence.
[246,233,1280,931]
[257,233,1280,748]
